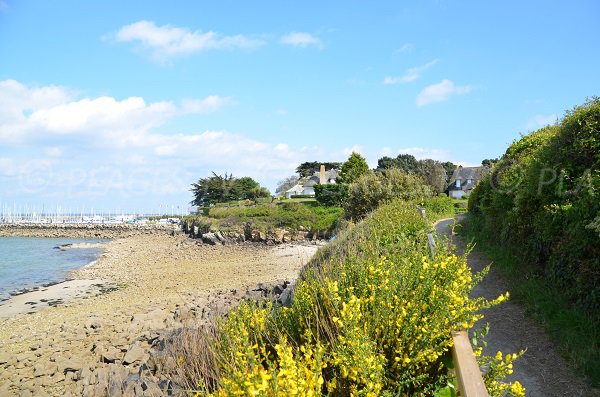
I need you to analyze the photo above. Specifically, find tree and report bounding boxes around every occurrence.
[394,154,419,173]
[415,159,448,193]
[481,158,498,167]
[338,152,369,184]
[375,153,419,173]
[190,172,235,206]
[376,156,397,170]
[275,175,299,195]
[440,161,457,182]
[295,161,342,177]
[232,177,261,200]
[344,169,433,220]
[314,184,349,206]
[247,186,271,204]
[190,173,268,206]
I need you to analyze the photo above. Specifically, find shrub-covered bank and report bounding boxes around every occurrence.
[182,201,343,243]
[174,198,521,397]
[467,98,599,384]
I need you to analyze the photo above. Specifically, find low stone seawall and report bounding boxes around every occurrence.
[0,224,177,239]
[181,219,329,245]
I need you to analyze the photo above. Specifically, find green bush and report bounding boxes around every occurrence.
[468,98,600,383]
[314,184,349,206]
[469,97,599,318]
[184,201,343,236]
[344,169,433,220]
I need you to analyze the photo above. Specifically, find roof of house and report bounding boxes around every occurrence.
[302,169,339,187]
[448,166,490,191]
[285,184,304,193]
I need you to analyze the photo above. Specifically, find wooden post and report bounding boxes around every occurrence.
[451,330,490,397]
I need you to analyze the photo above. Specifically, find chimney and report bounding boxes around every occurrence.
[319,164,326,184]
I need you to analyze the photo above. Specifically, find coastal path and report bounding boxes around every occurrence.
[435,217,598,397]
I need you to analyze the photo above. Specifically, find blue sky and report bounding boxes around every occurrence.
[0,0,598,213]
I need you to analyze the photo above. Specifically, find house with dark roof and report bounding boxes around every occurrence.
[447,166,490,199]
[285,166,339,198]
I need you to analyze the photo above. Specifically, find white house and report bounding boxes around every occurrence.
[285,165,339,199]
[447,166,489,198]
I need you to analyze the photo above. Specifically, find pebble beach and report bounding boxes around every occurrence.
[0,231,319,396]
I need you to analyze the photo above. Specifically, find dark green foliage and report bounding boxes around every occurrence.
[469,97,600,321]
[314,183,349,206]
[338,152,369,184]
[440,161,457,182]
[190,173,269,206]
[481,158,498,167]
[376,153,419,173]
[295,161,341,178]
[344,169,433,220]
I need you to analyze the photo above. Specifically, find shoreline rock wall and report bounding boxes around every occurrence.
[0,224,176,239]
[181,219,329,245]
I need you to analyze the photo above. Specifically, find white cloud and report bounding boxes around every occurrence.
[0,79,332,205]
[43,147,63,157]
[181,96,234,114]
[280,32,322,48]
[384,59,438,85]
[415,79,472,107]
[114,20,265,61]
[0,80,233,144]
[526,114,557,130]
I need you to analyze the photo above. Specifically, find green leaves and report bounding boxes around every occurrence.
[190,173,269,206]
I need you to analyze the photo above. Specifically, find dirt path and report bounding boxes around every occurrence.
[435,217,598,397]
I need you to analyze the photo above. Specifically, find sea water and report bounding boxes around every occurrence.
[0,237,106,301]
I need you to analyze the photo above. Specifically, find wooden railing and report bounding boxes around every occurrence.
[452,330,490,397]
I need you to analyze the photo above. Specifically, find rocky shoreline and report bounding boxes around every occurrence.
[0,224,176,239]
[0,233,319,396]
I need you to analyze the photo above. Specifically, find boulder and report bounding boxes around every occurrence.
[33,362,57,377]
[101,346,123,364]
[201,232,221,245]
[58,357,84,374]
[122,344,145,365]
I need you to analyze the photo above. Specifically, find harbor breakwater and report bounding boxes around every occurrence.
[0,224,176,239]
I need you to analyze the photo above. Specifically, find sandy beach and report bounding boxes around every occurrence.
[0,232,319,396]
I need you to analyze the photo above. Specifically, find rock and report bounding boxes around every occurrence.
[101,346,123,364]
[41,371,65,386]
[95,366,109,388]
[58,357,84,373]
[19,389,33,397]
[201,232,221,245]
[33,362,58,377]
[85,317,103,330]
[123,343,145,365]
[16,352,34,363]
[80,366,94,386]
[0,352,13,365]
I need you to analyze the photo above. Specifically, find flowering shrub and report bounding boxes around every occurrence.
[192,199,523,396]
